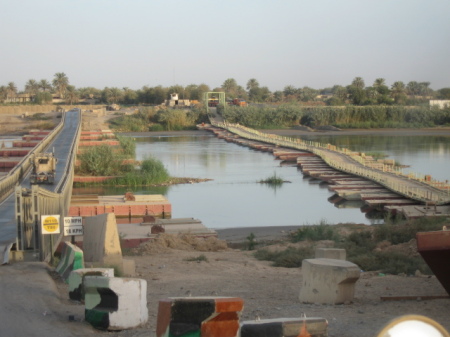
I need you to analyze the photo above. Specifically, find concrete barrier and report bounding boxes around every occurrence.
[156,297,244,337]
[315,248,346,260]
[84,276,148,330]
[240,317,328,337]
[299,258,360,304]
[55,241,84,280]
[68,268,114,302]
[83,213,135,276]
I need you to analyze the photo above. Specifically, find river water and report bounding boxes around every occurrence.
[103,131,448,229]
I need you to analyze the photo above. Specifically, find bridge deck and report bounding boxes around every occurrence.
[210,121,450,205]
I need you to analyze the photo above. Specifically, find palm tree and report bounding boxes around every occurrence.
[221,78,238,97]
[246,78,259,91]
[419,82,432,98]
[25,79,40,97]
[273,91,284,102]
[65,85,79,105]
[0,86,7,103]
[406,81,420,99]
[373,78,385,88]
[6,82,17,101]
[283,85,297,97]
[391,81,406,104]
[52,72,69,99]
[351,77,365,90]
[39,79,52,92]
[105,87,123,104]
[332,85,348,102]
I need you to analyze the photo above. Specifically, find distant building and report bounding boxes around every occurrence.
[430,100,450,109]
[164,93,191,107]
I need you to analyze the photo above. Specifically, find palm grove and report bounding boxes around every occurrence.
[1,73,450,130]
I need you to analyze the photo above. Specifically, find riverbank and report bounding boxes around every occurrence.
[121,126,450,138]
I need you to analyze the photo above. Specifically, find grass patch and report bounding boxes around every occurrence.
[373,217,446,245]
[290,220,339,242]
[259,172,285,185]
[28,112,51,120]
[184,254,208,262]
[254,246,314,268]
[351,251,431,275]
[255,218,447,274]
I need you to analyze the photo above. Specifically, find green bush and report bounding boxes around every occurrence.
[291,222,339,242]
[117,135,136,157]
[109,114,148,132]
[254,246,314,268]
[78,144,120,176]
[149,124,165,131]
[246,232,256,250]
[352,252,431,275]
[184,254,208,262]
[373,218,446,245]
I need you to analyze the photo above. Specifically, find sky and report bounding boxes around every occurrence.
[1,0,450,92]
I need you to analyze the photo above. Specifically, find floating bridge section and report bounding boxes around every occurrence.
[0,109,81,263]
[211,121,450,206]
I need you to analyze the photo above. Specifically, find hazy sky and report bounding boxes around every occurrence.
[2,0,450,92]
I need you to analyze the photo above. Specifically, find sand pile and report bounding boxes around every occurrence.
[134,233,228,255]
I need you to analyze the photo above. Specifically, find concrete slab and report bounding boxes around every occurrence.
[315,248,346,260]
[299,258,360,304]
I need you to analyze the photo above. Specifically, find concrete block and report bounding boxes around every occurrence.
[240,317,328,337]
[83,213,124,272]
[84,276,148,330]
[56,241,84,281]
[315,248,346,260]
[299,258,360,304]
[68,268,114,302]
[156,297,244,337]
[121,258,135,277]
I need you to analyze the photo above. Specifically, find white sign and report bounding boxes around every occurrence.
[41,215,61,235]
[63,216,83,236]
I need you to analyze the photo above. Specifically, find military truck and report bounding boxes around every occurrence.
[30,152,57,184]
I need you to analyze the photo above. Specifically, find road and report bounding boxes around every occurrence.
[0,109,80,260]
[0,109,103,336]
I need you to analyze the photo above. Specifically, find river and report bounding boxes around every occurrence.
[112,130,449,229]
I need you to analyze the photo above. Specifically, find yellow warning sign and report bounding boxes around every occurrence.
[41,215,60,235]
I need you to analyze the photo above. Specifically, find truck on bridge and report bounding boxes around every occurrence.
[30,152,57,184]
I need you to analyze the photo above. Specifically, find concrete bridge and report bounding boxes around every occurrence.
[0,109,81,263]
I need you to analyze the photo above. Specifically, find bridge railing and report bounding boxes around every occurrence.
[14,110,81,262]
[0,111,66,202]
[213,121,450,205]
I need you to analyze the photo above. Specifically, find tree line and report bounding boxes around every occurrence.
[1,73,450,106]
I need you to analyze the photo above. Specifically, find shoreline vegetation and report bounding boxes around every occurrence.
[250,217,447,275]
[75,134,212,187]
[108,104,450,133]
